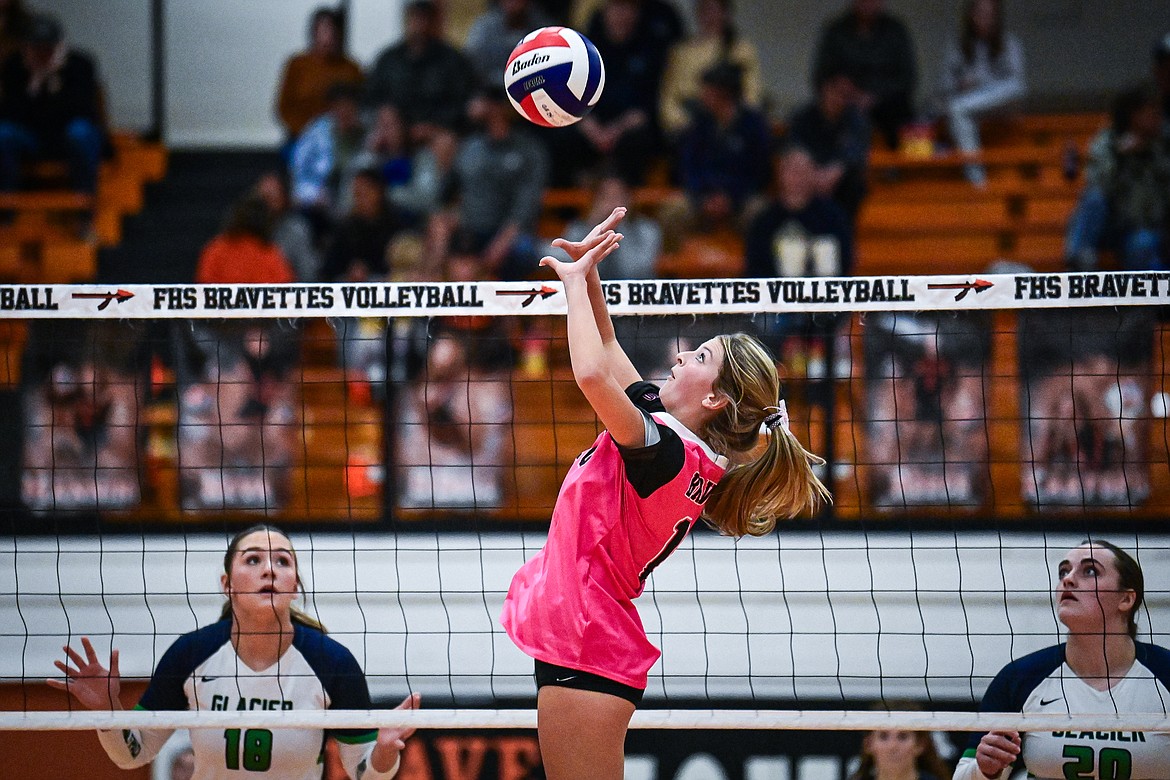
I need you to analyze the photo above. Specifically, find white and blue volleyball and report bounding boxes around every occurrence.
[504,27,605,128]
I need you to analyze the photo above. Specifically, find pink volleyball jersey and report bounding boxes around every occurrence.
[501,381,729,690]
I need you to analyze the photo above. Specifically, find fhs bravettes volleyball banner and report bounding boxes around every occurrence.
[1,272,1169,318]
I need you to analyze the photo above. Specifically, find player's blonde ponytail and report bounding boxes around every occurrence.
[701,334,830,537]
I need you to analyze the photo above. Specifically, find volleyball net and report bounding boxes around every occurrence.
[1,272,1169,743]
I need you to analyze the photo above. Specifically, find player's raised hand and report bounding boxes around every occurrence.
[540,230,622,282]
[370,692,422,773]
[975,730,1021,777]
[47,636,122,710]
[552,206,626,261]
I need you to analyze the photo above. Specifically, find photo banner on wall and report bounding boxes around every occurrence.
[20,320,144,514]
[1019,308,1154,510]
[862,311,992,510]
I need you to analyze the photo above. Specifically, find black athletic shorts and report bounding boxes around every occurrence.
[533,660,645,706]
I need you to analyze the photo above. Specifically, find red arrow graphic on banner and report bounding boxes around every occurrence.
[496,285,558,308]
[71,289,135,311]
[926,279,993,302]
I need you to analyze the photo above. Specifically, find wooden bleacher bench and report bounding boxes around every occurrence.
[856,234,1003,276]
[0,191,93,213]
[868,144,1063,173]
[858,199,1011,235]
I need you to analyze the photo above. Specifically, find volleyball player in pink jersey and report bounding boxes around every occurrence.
[500,207,830,780]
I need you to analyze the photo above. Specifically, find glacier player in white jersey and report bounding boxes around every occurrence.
[954,539,1170,780]
[48,524,419,780]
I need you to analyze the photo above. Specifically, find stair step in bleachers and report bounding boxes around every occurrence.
[0,132,168,283]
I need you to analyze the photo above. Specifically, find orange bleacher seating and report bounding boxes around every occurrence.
[40,239,97,283]
[856,234,1002,276]
[858,199,1010,235]
[1010,233,1067,272]
[1022,195,1078,231]
[656,229,744,279]
[0,242,20,279]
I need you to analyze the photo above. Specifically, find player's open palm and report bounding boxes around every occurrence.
[370,692,423,773]
[47,636,122,710]
[552,206,626,261]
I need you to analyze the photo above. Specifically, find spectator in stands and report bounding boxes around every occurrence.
[321,167,405,283]
[196,195,295,286]
[937,0,1025,187]
[0,12,104,193]
[1065,83,1170,272]
[395,228,515,509]
[274,7,363,149]
[192,196,300,461]
[745,144,854,280]
[847,705,952,780]
[552,171,661,280]
[289,81,366,235]
[813,0,917,150]
[335,104,413,217]
[745,145,854,371]
[465,0,555,89]
[323,167,408,400]
[581,0,684,68]
[365,0,475,144]
[674,62,772,230]
[390,126,459,222]
[549,171,673,375]
[433,87,548,281]
[254,170,321,282]
[786,67,871,222]
[659,0,763,140]
[564,0,663,185]
[0,0,30,63]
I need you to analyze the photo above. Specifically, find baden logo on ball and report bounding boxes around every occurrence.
[504,26,605,128]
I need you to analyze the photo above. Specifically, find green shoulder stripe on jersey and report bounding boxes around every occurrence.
[132,704,147,711]
[962,747,977,758]
[333,730,378,744]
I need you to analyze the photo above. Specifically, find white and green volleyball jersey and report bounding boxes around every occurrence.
[96,619,398,780]
[954,642,1170,780]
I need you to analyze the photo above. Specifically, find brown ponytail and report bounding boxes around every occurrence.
[701,333,830,537]
[220,524,327,632]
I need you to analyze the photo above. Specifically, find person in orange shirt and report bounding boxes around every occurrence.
[275,7,363,144]
[195,195,295,285]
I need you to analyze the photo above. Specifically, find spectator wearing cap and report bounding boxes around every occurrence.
[433,88,548,281]
[288,80,366,236]
[0,12,104,192]
[785,67,871,222]
[274,7,363,147]
[674,61,772,230]
[812,0,917,150]
[365,0,475,145]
